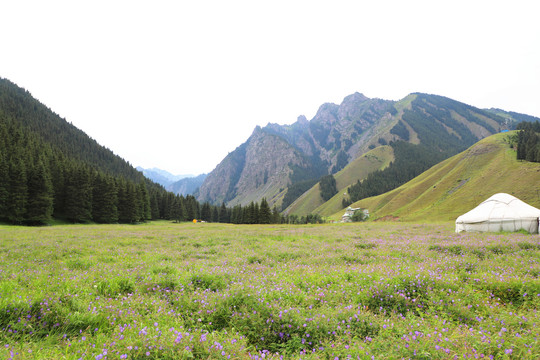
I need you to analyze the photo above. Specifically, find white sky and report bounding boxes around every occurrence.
[1,0,539,175]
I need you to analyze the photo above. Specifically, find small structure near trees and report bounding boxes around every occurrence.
[341,207,369,223]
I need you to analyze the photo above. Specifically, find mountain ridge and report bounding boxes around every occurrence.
[197,91,517,209]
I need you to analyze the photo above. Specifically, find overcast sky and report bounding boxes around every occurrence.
[2,0,539,175]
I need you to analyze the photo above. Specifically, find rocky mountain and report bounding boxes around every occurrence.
[168,174,207,196]
[197,92,517,208]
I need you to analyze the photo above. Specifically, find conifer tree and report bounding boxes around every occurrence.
[259,198,271,224]
[179,197,187,222]
[64,165,92,222]
[185,196,199,221]
[7,155,27,224]
[92,174,118,223]
[169,196,184,223]
[525,129,538,162]
[49,154,66,216]
[137,182,151,221]
[242,205,250,224]
[161,193,174,220]
[211,206,219,222]
[118,181,138,223]
[246,201,259,224]
[231,204,242,224]
[218,202,229,223]
[271,206,281,224]
[0,153,8,219]
[200,202,211,222]
[25,158,54,224]
[517,129,526,160]
[150,192,160,220]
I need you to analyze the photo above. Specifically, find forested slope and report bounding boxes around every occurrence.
[0,78,201,224]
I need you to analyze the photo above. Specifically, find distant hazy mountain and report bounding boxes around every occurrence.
[136,167,194,187]
[167,174,207,196]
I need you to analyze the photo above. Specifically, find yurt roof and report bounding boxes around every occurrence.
[456,193,540,224]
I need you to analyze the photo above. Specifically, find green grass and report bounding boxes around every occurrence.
[339,132,540,222]
[1,221,539,359]
[286,146,394,217]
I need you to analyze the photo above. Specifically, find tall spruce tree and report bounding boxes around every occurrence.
[200,202,211,222]
[218,202,229,223]
[169,196,184,223]
[272,206,281,224]
[259,198,271,224]
[150,192,160,220]
[118,180,138,223]
[186,196,199,221]
[211,206,219,222]
[92,173,118,223]
[64,165,92,222]
[7,155,27,224]
[25,158,54,224]
[138,182,151,221]
[0,153,8,219]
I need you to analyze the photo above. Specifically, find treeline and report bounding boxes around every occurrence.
[0,77,323,226]
[1,109,328,226]
[281,179,317,211]
[0,113,179,224]
[228,198,324,224]
[1,113,328,225]
[516,121,540,162]
[0,78,142,182]
[319,174,337,201]
[345,141,445,204]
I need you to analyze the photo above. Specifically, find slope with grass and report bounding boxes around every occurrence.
[340,132,540,221]
[284,145,394,216]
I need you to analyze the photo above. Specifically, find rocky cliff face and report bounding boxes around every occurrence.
[197,92,511,208]
[230,128,308,206]
[196,127,309,206]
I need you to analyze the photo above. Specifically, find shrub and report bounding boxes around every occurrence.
[354,242,377,249]
[190,273,227,292]
[96,277,135,297]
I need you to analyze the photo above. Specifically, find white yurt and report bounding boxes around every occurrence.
[455,193,540,233]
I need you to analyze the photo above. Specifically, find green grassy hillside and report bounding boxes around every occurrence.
[335,132,540,221]
[285,146,394,216]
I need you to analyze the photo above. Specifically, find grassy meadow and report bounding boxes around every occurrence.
[0,221,539,359]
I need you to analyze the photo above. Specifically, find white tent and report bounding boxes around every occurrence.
[455,193,540,233]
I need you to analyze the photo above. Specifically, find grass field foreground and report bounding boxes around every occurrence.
[0,221,539,359]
